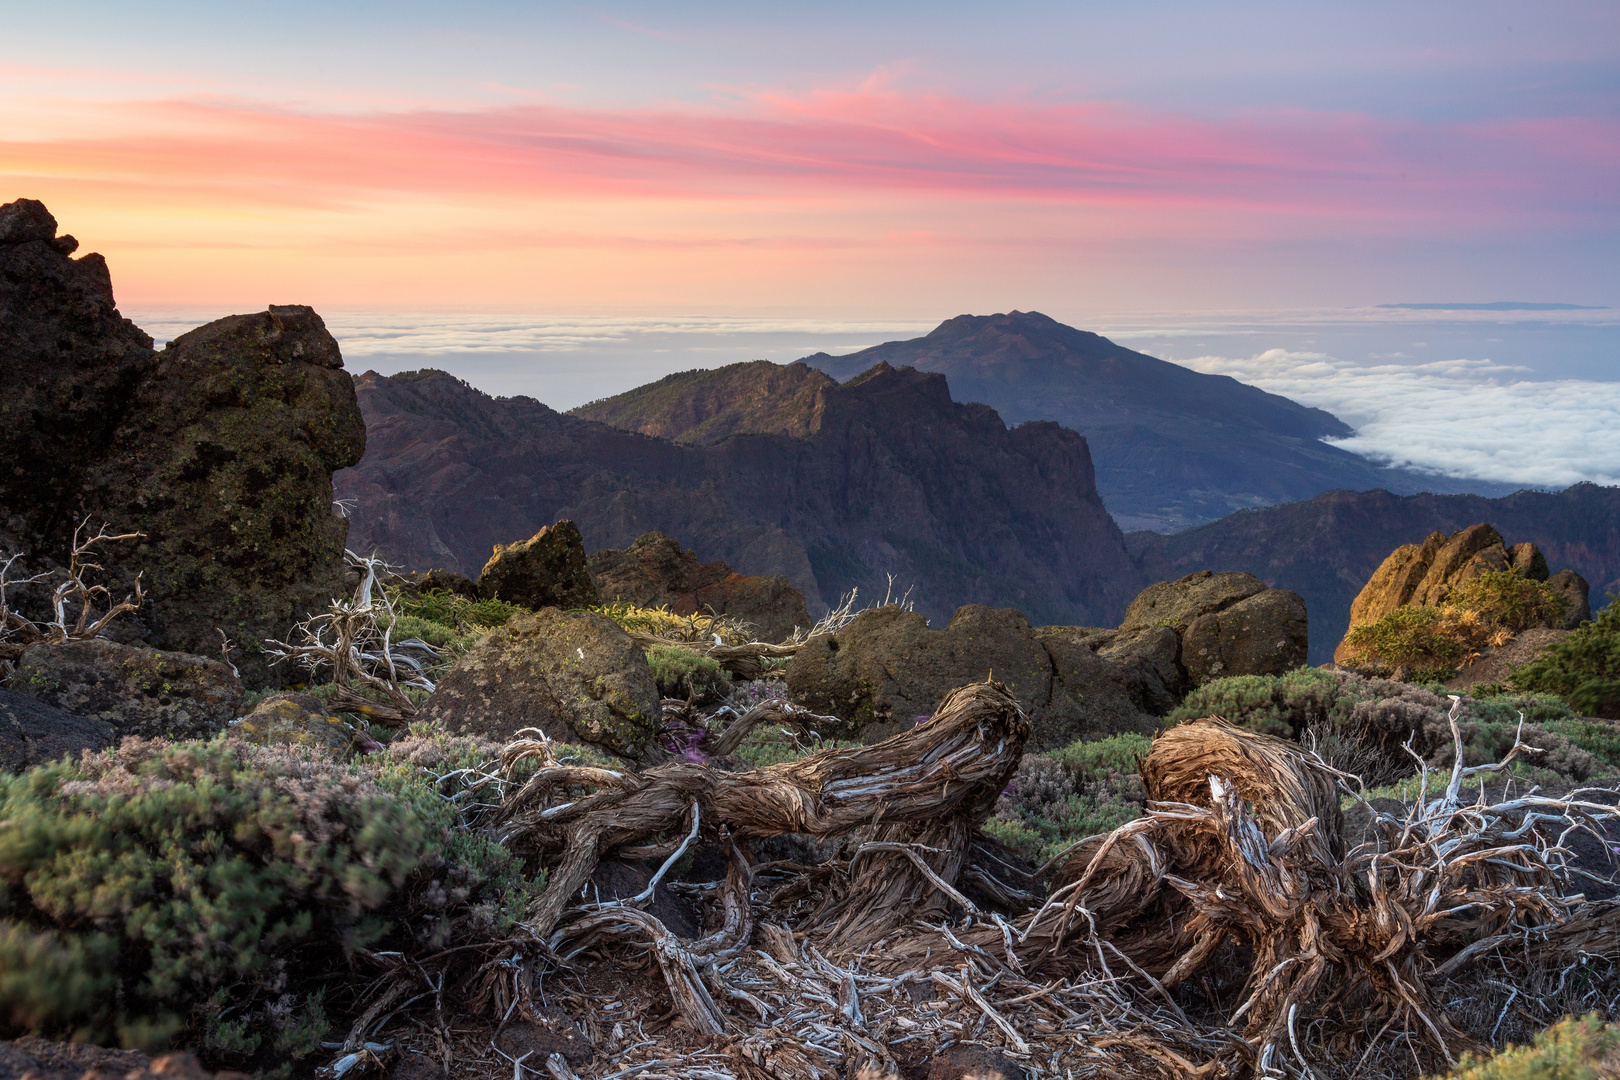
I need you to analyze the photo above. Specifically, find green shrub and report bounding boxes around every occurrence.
[645,643,731,701]
[989,743,1149,864]
[1438,1013,1620,1079]
[1049,732,1153,775]
[1168,666,1352,736]
[1512,602,1620,720]
[392,588,522,638]
[729,725,857,769]
[1343,605,1473,672]
[1447,566,1572,633]
[0,737,533,1070]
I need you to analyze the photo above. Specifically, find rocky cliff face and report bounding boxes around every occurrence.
[1129,485,1620,666]
[336,362,1138,628]
[0,199,366,685]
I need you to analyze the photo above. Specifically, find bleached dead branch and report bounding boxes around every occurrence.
[263,550,439,726]
[0,519,144,674]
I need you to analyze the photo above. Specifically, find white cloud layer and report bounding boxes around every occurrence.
[1181,349,1620,487]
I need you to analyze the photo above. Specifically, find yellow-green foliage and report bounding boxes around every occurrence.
[1513,601,1620,720]
[1437,1014,1620,1079]
[588,600,753,646]
[1343,605,1472,673]
[1345,567,1570,674]
[645,643,731,700]
[0,737,532,1070]
[1449,567,1572,634]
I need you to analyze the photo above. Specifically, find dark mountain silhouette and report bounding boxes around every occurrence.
[1128,483,1620,665]
[336,363,1139,629]
[798,311,1514,530]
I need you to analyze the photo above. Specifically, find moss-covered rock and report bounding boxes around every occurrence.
[478,520,600,611]
[416,608,660,759]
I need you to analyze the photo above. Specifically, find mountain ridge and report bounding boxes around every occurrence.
[337,362,1140,629]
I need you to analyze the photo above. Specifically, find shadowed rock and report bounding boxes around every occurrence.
[480,519,601,610]
[14,638,242,741]
[0,687,116,772]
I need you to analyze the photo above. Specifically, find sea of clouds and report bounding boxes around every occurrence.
[131,308,1619,491]
[1174,349,1620,488]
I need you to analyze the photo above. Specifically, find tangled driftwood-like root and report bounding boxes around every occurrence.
[0,519,144,669]
[264,550,440,725]
[498,680,1029,945]
[873,706,1620,1077]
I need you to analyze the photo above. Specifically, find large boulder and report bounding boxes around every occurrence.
[588,530,811,643]
[417,608,660,758]
[1550,568,1592,629]
[1119,570,1268,633]
[0,200,367,687]
[1335,524,1589,662]
[479,520,601,610]
[1181,588,1309,684]
[784,605,1156,747]
[0,687,116,772]
[13,638,243,740]
[1076,571,1308,693]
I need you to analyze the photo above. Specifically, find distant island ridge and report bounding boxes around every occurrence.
[1378,301,1606,311]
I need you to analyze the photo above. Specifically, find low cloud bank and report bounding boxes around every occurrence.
[1184,349,1620,487]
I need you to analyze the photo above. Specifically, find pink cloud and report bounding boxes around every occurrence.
[5,84,1611,234]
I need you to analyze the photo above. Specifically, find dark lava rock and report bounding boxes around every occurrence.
[480,519,601,610]
[927,1045,1026,1080]
[785,605,1156,747]
[0,686,116,772]
[411,567,480,600]
[495,1008,594,1066]
[588,530,811,643]
[1181,587,1309,685]
[417,608,660,758]
[390,1052,449,1080]
[0,199,367,688]
[1550,567,1592,629]
[14,638,243,740]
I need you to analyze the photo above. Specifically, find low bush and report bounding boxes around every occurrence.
[389,588,523,648]
[987,736,1150,864]
[0,737,534,1072]
[1512,601,1620,720]
[1439,1013,1620,1079]
[1446,566,1572,633]
[1170,670,1620,787]
[645,643,732,702]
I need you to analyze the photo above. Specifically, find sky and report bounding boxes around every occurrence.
[4,1,1617,314]
[7,2,1619,495]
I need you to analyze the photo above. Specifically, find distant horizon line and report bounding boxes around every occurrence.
[1378,302,1608,311]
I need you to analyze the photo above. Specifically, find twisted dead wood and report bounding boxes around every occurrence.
[497,680,1029,944]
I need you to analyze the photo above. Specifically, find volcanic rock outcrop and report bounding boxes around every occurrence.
[480,519,602,610]
[0,198,366,685]
[1333,523,1591,664]
[336,362,1137,629]
[588,531,811,643]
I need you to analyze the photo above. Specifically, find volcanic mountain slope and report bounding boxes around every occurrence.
[1129,483,1620,665]
[799,311,1514,530]
[337,362,1138,628]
